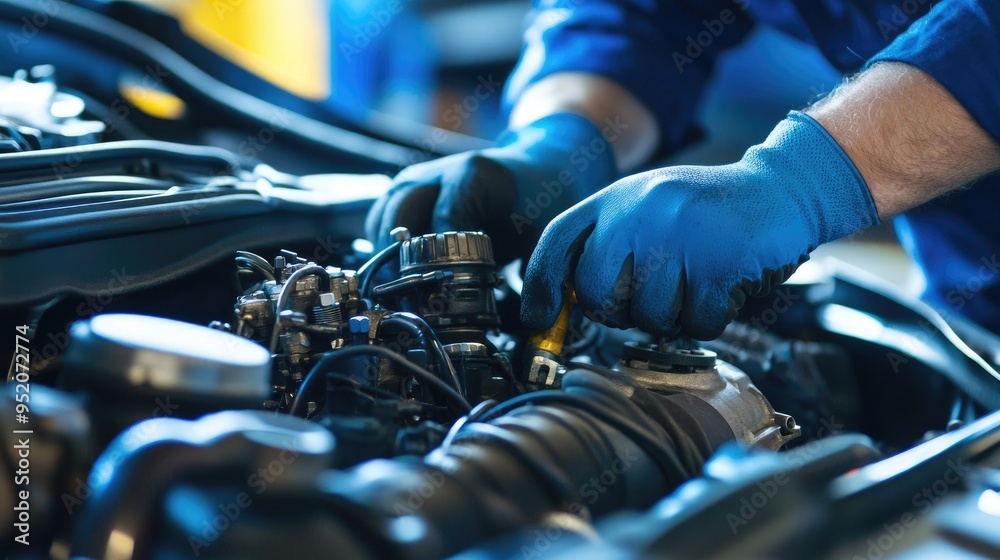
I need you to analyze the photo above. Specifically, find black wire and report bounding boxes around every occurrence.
[268,265,330,355]
[358,241,401,298]
[236,251,275,275]
[289,345,471,417]
[236,258,275,283]
[326,372,406,402]
[490,352,526,395]
[380,313,461,392]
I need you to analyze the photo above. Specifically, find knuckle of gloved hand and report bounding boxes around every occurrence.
[391,160,433,184]
[458,152,501,178]
[584,303,628,329]
[459,153,513,192]
[432,201,464,231]
[536,219,563,247]
[682,319,721,342]
[578,287,631,328]
[690,303,733,341]
[636,313,674,337]
[385,181,418,202]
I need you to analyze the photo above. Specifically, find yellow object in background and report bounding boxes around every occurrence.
[120,82,187,119]
[139,0,331,100]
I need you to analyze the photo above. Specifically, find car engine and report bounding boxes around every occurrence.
[3,5,1000,558]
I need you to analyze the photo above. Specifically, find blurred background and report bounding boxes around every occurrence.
[88,0,528,139]
[72,0,918,289]
[76,0,839,143]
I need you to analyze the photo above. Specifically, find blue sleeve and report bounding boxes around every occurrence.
[867,0,1000,141]
[503,0,755,154]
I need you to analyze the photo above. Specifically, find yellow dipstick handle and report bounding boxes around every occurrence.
[528,286,577,356]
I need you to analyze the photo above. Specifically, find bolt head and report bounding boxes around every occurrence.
[349,315,370,334]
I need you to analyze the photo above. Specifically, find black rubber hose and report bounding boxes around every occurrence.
[73,371,732,560]
[268,265,331,355]
[357,241,401,298]
[302,370,717,560]
[0,140,239,186]
[235,257,275,283]
[379,312,461,392]
[235,251,275,275]
[288,345,472,417]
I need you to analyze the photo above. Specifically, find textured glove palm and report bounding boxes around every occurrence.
[365,113,617,265]
[520,112,881,340]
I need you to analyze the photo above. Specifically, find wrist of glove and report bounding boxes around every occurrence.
[520,111,880,340]
[364,113,617,264]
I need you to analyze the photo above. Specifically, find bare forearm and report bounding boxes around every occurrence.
[806,62,1000,219]
[509,72,660,171]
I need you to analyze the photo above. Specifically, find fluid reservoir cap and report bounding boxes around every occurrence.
[622,341,717,372]
[64,314,271,402]
[443,342,489,357]
[400,231,494,273]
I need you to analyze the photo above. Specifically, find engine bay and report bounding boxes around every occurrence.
[1,10,1000,557]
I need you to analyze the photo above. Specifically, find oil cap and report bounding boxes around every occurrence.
[622,341,717,373]
[63,314,271,405]
[400,231,495,273]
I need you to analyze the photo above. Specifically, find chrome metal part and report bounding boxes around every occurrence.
[615,342,800,450]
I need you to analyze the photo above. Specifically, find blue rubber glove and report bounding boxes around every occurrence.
[365,113,617,264]
[520,112,881,340]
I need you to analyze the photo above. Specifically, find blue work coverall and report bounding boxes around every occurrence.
[505,0,1000,331]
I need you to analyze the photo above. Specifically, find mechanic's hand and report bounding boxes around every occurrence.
[365,113,617,264]
[520,112,881,340]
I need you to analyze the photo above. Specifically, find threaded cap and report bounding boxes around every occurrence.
[400,231,495,273]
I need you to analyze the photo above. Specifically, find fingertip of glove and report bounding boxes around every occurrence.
[519,284,557,328]
[519,269,564,330]
[683,321,729,343]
